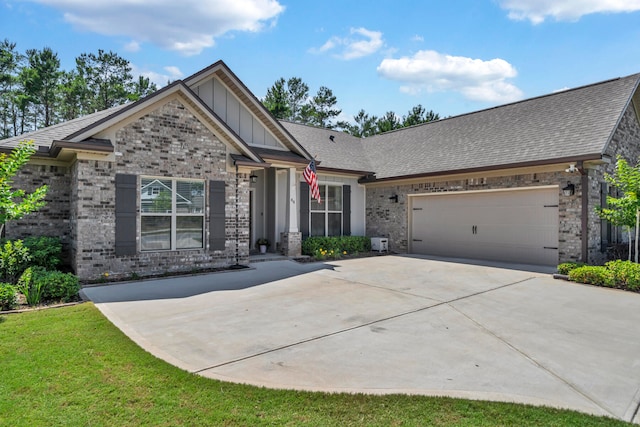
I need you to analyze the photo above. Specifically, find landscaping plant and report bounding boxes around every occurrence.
[39,269,80,302]
[0,282,17,311]
[23,236,63,270]
[0,239,31,283]
[17,267,47,306]
[0,140,48,237]
[302,236,371,260]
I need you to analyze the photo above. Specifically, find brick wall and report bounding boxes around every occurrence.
[71,99,250,280]
[5,163,72,260]
[366,103,640,266]
[589,102,640,264]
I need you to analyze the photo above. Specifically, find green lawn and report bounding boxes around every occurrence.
[0,303,630,426]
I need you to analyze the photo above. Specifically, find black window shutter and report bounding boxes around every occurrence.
[343,185,351,236]
[115,174,137,256]
[300,182,310,238]
[209,180,226,251]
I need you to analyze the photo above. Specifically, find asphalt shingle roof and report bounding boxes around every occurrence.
[2,71,638,183]
[279,121,374,173]
[0,105,127,150]
[363,73,640,179]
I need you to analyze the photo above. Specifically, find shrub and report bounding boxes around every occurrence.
[0,239,31,283]
[39,270,80,302]
[0,282,17,311]
[302,236,371,258]
[605,260,640,291]
[557,262,587,275]
[17,267,46,306]
[568,266,614,287]
[23,236,62,270]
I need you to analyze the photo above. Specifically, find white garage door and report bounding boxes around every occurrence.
[410,186,559,266]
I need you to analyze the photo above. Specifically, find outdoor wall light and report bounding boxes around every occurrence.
[389,194,399,203]
[562,182,575,196]
[250,174,258,183]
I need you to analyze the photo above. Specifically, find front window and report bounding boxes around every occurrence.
[310,184,342,236]
[140,178,205,251]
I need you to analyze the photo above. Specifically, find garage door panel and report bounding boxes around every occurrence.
[410,187,559,266]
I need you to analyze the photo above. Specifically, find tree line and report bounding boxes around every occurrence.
[262,76,441,137]
[1,39,440,140]
[0,39,157,139]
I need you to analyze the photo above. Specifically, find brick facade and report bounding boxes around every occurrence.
[6,98,251,281]
[365,102,640,266]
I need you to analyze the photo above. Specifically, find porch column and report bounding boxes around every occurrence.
[281,167,302,257]
[285,167,298,233]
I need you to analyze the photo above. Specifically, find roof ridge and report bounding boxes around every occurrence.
[369,72,640,139]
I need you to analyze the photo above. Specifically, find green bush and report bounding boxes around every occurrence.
[17,267,46,306]
[568,266,614,287]
[0,282,17,311]
[302,236,371,259]
[23,236,62,270]
[39,270,80,302]
[557,261,587,275]
[605,260,640,291]
[0,239,31,283]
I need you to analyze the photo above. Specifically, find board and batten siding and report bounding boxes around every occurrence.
[193,78,280,148]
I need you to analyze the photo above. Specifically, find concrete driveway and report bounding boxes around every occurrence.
[83,255,640,423]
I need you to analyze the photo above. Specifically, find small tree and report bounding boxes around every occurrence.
[0,140,48,236]
[597,192,637,261]
[598,156,640,262]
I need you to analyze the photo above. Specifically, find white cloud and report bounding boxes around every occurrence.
[310,27,384,60]
[499,0,640,24]
[411,35,424,42]
[123,40,140,53]
[131,64,184,87]
[377,50,523,103]
[28,0,284,55]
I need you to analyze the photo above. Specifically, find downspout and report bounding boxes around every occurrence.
[580,161,589,263]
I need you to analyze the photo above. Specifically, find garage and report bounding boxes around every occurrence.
[409,186,559,266]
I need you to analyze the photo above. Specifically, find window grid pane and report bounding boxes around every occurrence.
[141,178,173,213]
[141,177,205,251]
[176,217,204,249]
[311,212,325,237]
[141,216,171,250]
[328,213,342,236]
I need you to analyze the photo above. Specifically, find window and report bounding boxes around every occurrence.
[140,178,205,251]
[310,184,342,236]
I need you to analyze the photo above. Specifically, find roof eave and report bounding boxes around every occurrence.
[362,154,605,184]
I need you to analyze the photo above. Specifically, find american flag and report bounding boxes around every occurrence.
[303,159,321,204]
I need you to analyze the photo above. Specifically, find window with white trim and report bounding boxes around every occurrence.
[140,177,205,251]
[310,184,342,236]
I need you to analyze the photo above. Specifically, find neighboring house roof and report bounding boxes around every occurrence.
[279,121,375,174]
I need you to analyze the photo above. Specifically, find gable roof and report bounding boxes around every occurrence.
[282,72,640,181]
[361,73,640,180]
[184,60,313,160]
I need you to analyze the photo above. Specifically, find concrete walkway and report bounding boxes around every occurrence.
[83,255,640,424]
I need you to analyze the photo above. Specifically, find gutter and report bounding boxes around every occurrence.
[359,154,605,184]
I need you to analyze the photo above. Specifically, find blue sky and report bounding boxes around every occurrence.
[2,0,640,122]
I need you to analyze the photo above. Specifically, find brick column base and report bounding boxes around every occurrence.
[280,232,302,257]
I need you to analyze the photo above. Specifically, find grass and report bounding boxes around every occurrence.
[0,304,631,426]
